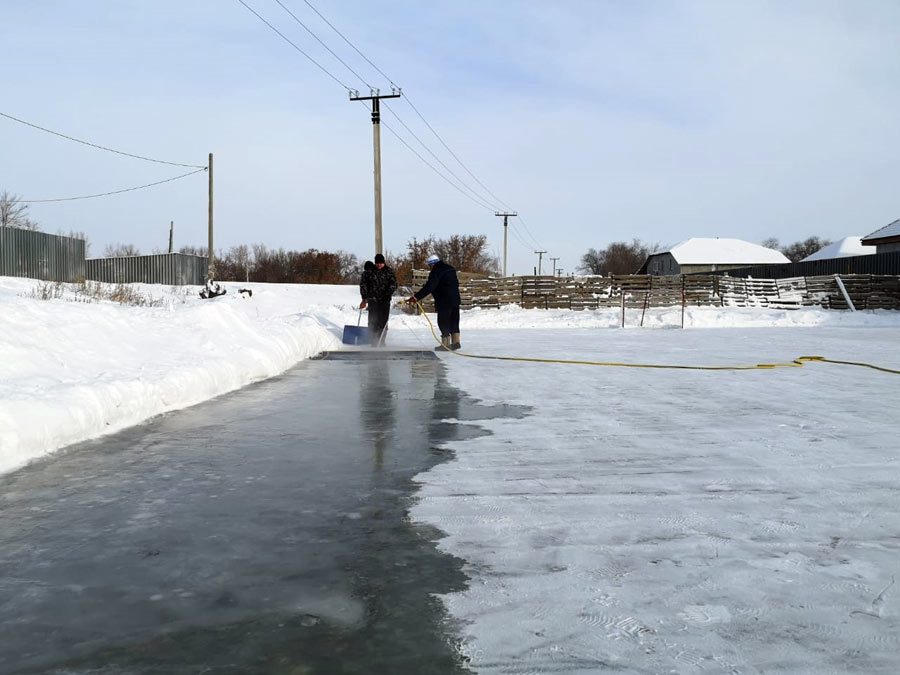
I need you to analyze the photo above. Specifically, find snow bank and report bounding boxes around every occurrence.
[2,275,899,476]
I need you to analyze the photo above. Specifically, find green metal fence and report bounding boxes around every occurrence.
[85,253,208,285]
[0,227,86,282]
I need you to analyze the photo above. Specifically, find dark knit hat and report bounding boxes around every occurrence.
[374,253,386,264]
[364,260,375,271]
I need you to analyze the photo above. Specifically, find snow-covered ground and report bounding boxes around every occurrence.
[2,276,899,673]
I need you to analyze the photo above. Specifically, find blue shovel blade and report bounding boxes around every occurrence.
[342,325,370,345]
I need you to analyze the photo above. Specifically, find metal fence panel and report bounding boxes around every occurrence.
[85,253,208,286]
[0,227,86,282]
[704,251,900,279]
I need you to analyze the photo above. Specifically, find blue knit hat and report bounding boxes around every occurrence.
[426,254,440,265]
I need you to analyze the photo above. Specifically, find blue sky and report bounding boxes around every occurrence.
[1,0,898,274]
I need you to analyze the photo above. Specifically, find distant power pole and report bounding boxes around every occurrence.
[207,152,214,279]
[350,88,402,255]
[495,211,517,276]
[550,256,559,276]
[534,250,547,275]
[557,268,564,277]
[168,221,174,253]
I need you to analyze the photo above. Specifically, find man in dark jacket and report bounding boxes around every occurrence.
[408,254,461,351]
[359,260,376,297]
[360,253,398,346]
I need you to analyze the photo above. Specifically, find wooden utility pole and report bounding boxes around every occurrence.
[207,152,214,279]
[534,250,547,275]
[168,221,174,253]
[550,256,559,276]
[495,211,516,277]
[350,89,401,255]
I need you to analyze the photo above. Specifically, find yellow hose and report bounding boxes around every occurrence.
[409,300,900,375]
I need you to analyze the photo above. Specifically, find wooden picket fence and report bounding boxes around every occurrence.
[410,271,900,312]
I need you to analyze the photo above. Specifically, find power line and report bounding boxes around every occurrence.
[378,116,496,213]
[299,0,514,213]
[355,97,497,213]
[273,0,501,211]
[513,213,546,251]
[235,0,354,91]
[19,168,207,203]
[239,2,488,213]
[508,222,535,250]
[300,0,399,89]
[273,0,376,90]
[246,0,547,249]
[382,101,502,211]
[402,94,514,211]
[0,111,206,169]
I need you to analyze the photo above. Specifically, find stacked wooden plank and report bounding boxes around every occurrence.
[611,275,653,308]
[411,270,900,312]
[646,275,685,307]
[569,277,614,310]
[465,277,523,309]
[830,274,873,310]
[717,276,750,307]
[551,278,580,310]
[867,275,900,309]
[683,276,720,306]
[804,275,838,309]
[773,277,809,308]
[744,278,779,307]
[830,274,863,310]
[521,275,559,309]
[717,276,780,307]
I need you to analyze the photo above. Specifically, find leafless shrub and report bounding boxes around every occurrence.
[30,281,65,300]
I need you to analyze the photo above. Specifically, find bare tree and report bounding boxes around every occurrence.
[0,191,40,230]
[213,245,254,282]
[579,248,605,275]
[761,237,780,250]
[104,243,141,257]
[780,236,831,262]
[231,244,252,282]
[403,234,499,277]
[578,239,659,275]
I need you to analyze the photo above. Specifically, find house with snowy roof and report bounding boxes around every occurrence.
[639,237,789,275]
[800,236,872,262]
[861,219,900,254]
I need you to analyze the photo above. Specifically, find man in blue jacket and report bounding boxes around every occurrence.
[408,254,461,351]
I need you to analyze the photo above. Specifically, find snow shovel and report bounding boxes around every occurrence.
[342,307,370,345]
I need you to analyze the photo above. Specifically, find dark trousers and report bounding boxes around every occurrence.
[367,300,391,345]
[436,305,460,337]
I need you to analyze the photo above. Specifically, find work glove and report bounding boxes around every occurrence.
[359,300,367,309]
[406,296,417,305]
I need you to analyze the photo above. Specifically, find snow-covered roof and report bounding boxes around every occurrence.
[861,218,900,242]
[662,238,790,265]
[801,237,872,261]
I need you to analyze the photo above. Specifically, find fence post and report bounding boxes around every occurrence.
[834,275,856,312]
